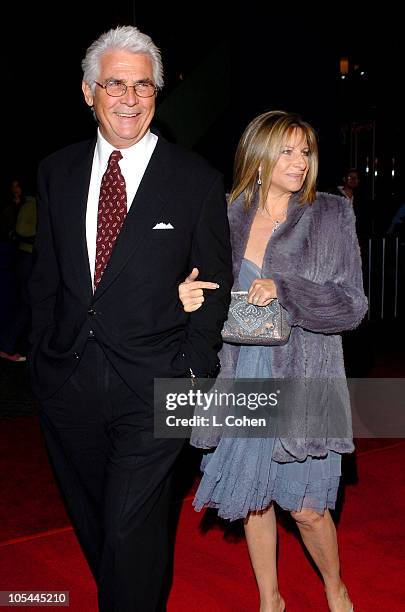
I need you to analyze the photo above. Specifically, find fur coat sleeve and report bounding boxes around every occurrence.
[270,193,367,333]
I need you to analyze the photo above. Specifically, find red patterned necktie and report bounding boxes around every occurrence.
[94,150,127,289]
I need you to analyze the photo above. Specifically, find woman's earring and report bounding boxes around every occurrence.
[257,168,262,185]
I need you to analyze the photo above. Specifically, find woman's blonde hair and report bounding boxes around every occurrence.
[229,110,318,208]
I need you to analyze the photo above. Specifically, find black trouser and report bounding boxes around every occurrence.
[39,339,185,612]
[1,249,33,354]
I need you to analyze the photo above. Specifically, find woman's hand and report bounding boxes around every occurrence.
[178,268,219,312]
[248,278,277,306]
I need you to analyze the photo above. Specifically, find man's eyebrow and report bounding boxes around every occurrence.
[105,77,153,83]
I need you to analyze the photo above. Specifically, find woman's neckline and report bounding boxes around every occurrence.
[242,257,262,271]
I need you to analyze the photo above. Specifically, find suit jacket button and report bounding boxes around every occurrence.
[88,308,96,316]
[89,330,95,337]
[73,352,80,359]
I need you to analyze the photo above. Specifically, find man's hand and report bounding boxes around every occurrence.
[178,268,219,312]
[248,278,277,306]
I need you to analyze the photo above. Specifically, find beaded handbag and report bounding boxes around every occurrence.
[221,291,291,346]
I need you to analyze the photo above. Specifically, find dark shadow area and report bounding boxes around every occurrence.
[199,508,245,542]
[342,320,375,378]
[0,359,39,418]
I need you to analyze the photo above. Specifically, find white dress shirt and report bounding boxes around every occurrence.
[86,129,158,283]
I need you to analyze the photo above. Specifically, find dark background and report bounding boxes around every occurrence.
[3,3,401,227]
[1,5,404,413]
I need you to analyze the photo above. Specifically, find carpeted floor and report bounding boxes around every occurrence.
[1,319,404,610]
[0,416,404,611]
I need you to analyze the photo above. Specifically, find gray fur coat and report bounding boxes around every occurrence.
[191,190,368,462]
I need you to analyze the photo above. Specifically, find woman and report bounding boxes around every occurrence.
[178,111,367,612]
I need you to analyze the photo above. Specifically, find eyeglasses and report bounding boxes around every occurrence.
[94,79,157,98]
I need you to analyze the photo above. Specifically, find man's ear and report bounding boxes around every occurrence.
[82,80,94,107]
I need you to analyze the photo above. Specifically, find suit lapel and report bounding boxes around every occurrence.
[63,139,95,300]
[93,137,171,300]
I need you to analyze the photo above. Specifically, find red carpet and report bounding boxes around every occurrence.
[0,417,69,541]
[1,417,404,610]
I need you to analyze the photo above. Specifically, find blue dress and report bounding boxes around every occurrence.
[193,258,341,521]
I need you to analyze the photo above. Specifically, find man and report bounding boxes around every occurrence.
[335,168,360,203]
[29,25,232,612]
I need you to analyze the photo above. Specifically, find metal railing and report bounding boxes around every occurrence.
[364,236,404,320]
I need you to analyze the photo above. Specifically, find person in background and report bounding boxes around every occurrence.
[387,198,405,238]
[0,178,25,242]
[28,25,232,612]
[179,111,367,612]
[330,168,371,242]
[334,168,360,203]
[0,179,36,362]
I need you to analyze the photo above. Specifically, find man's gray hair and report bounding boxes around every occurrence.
[81,25,164,94]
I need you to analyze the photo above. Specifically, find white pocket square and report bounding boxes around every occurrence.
[153,222,174,229]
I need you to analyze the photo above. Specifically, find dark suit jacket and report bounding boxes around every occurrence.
[29,134,233,400]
